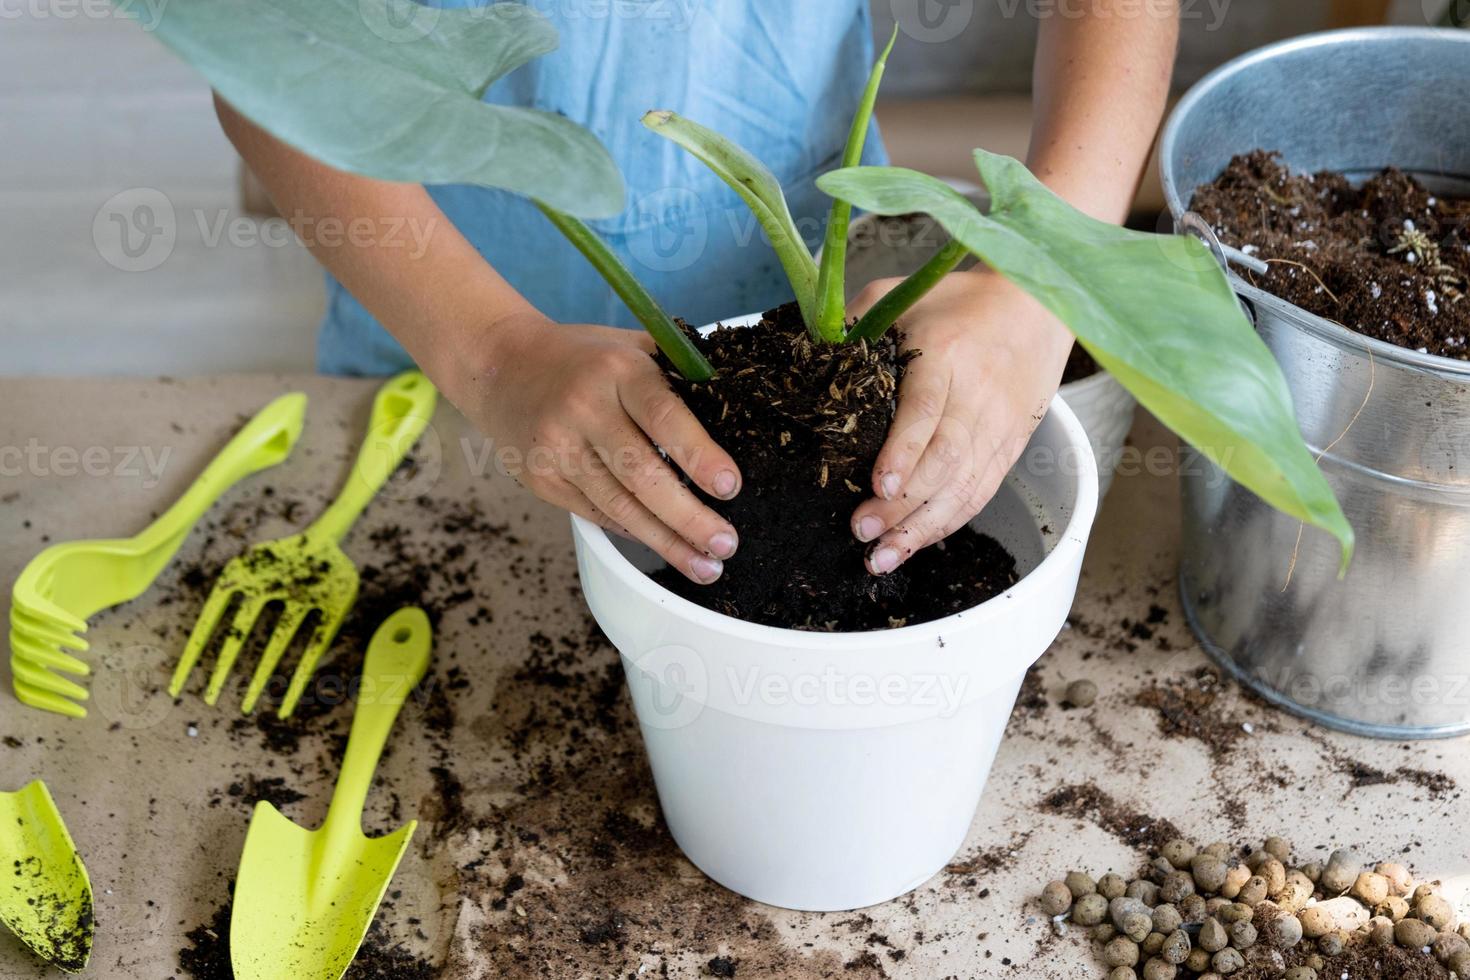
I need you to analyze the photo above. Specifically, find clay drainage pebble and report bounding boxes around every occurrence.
[1038,836,1470,979]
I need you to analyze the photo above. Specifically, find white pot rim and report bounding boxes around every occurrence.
[570,393,1099,651]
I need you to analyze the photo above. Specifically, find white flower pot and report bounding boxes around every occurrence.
[844,202,1136,499]
[571,329,1099,911]
[1061,369,1135,500]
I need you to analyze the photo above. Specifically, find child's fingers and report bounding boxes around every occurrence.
[541,479,627,537]
[863,415,1027,575]
[863,457,1009,576]
[870,358,952,502]
[620,377,742,501]
[852,400,983,545]
[858,426,984,571]
[572,441,725,585]
[594,419,739,563]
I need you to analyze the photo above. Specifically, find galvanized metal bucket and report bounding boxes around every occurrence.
[1160,28,1470,739]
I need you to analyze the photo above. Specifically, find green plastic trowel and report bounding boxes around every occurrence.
[0,781,94,973]
[229,607,432,980]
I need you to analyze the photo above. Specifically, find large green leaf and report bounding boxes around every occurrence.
[122,0,623,218]
[642,110,819,327]
[818,151,1354,566]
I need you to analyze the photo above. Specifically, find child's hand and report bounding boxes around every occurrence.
[460,314,741,584]
[847,271,1074,575]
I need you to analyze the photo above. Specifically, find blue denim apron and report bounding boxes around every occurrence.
[317,0,887,375]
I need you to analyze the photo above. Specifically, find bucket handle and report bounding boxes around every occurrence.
[1177,210,1270,276]
[1177,210,1266,326]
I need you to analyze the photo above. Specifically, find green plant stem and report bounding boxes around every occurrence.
[642,110,820,327]
[846,240,967,343]
[812,26,898,343]
[535,200,715,382]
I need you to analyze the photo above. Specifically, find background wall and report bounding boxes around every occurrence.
[0,0,1444,375]
[1,7,323,375]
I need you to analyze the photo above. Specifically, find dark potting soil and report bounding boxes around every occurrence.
[1191,150,1470,359]
[1036,782,1182,855]
[1062,344,1101,385]
[653,303,1019,631]
[1132,666,1252,761]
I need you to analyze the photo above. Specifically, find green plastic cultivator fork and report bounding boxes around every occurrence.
[8,394,307,718]
[168,371,437,717]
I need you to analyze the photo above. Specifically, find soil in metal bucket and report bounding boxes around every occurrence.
[653,302,1020,631]
[1191,150,1470,359]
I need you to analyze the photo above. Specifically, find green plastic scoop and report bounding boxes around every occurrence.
[0,781,93,973]
[229,607,431,980]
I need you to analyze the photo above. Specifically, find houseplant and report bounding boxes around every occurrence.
[128,1,1353,907]
[1160,27,1470,740]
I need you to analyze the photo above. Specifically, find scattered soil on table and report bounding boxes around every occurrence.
[1305,730,1461,802]
[177,898,436,980]
[448,613,895,979]
[944,830,1033,877]
[1191,150,1470,359]
[1010,665,1052,723]
[1134,666,1249,760]
[1342,761,1458,800]
[1036,782,1181,855]
[654,303,1020,631]
[217,774,305,810]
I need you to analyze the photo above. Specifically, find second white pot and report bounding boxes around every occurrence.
[572,354,1099,910]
